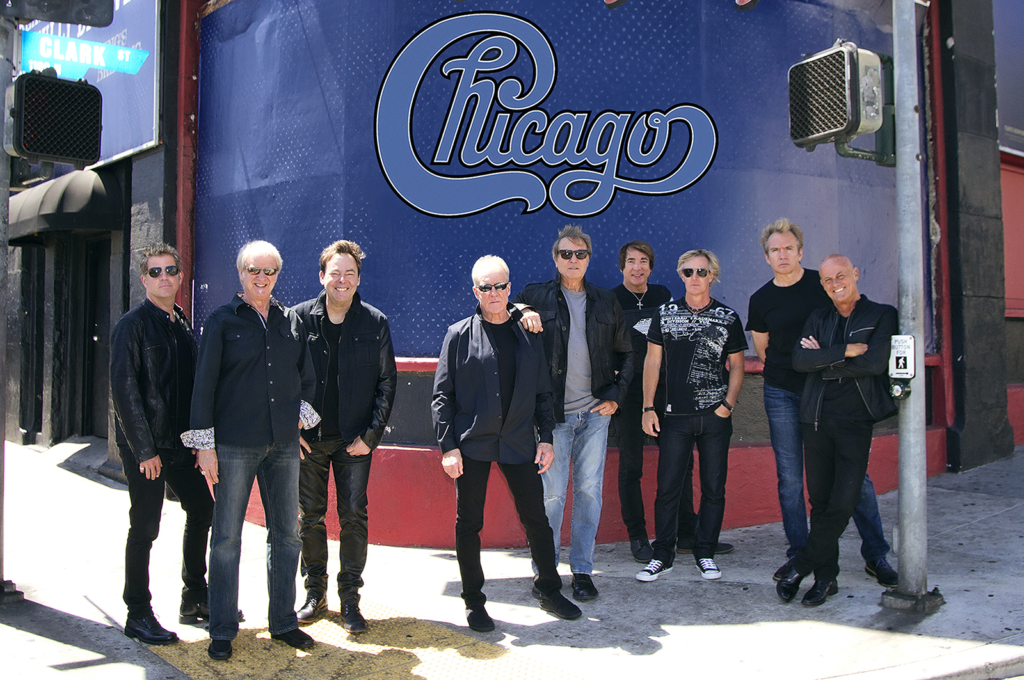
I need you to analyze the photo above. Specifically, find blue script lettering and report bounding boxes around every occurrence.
[375,13,717,218]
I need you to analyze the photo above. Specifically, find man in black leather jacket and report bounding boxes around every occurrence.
[776,254,898,607]
[291,240,397,633]
[512,225,635,602]
[111,243,212,645]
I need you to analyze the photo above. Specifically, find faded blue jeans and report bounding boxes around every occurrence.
[208,440,302,640]
[764,383,890,562]
[544,409,612,575]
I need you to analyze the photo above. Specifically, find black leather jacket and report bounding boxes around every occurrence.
[111,299,197,464]
[292,291,397,451]
[793,294,898,427]
[512,277,635,422]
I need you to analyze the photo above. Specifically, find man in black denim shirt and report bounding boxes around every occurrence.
[182,241,318,661]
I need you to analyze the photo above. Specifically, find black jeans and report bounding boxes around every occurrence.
[793,418,875,583]
[121,445,213,618]
[651,413,733,565]
[298,437,372,605]
[455,456,562,608]
[614,395,696,542]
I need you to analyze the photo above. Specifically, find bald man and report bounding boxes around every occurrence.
[775,255,898,607]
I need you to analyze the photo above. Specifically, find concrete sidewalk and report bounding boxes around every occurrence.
[2,438,1024,679]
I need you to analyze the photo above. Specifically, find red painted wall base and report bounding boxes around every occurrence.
[245,426,949,549]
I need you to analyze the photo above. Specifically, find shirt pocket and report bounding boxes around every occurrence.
[351,332,379,367]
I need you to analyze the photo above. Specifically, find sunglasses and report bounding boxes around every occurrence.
[681,268,710,278]
[146,265,180,278]
[245,266,279,276]
[558,249,590,261]
[476,281,510,293]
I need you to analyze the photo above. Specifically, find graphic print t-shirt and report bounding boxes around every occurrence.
[647,299,748,415]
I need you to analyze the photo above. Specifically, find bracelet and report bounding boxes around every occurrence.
[721,400,734,412]
[642,406,656,413]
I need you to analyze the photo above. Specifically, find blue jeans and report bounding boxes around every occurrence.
[763,383,890,562]
[544,409,611,575]
[652,413,732,564]
[208,441,302,640]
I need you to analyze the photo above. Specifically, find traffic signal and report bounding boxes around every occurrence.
[0,1,113,28]
[789,41,884,150]
[4,70,102,170]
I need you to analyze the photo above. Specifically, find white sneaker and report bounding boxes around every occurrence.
[636,559,673,582]
[696,558,722,580]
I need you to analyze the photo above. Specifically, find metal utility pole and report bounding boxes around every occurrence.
[881,0,942,613]
[0,16,22,605]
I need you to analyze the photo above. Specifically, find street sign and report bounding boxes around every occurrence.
[889,334,916,379]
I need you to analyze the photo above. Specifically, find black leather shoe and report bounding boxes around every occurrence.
[539,591,582,620]
[571,574,598,601]
[773,558,794,582]
[297,593,327,625]
[271,628,315,649]
[776,566,805,603]
[342,602,367,634]
[801,579,838,606]
[208,639,232,660]
[466,605,495,632]
[124,615,178,645]
[630,538,654,563]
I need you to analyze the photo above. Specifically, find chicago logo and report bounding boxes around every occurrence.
[375,12,717,218]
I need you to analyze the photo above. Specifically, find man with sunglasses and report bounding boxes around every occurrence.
[433,256,581,632]
[111,243,212,645]
[291,240,397,633]
[638,250,746,583]
[513,225,635,601]
[747,220,896,591]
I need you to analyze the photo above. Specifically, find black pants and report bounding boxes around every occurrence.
[298,437,372,605]
[651,413,732,564]
[455,456,562,608]
[793,418,875,583]
[121,445,213,618]
[614,395,696,542]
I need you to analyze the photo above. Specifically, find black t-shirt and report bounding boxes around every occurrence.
[171,316,195,439]
[613,283,672,403]
[320,316,343,437]
[647,299,748,415]
[485,317,518,421]
[821,316,872,420]
[746,268,831,393]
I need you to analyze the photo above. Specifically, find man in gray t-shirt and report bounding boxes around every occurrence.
[513,225,635,603]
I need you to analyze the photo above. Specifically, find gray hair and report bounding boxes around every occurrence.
[236,240,283,272]
[471,255,510,286]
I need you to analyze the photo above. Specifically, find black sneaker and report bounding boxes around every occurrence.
[539,591,582,620]
[466,605,495,632]
[636,559,673,582]
[630,537,654,563]
[696,557,722,580]
[271,628,315,649]
[865,557,898,588]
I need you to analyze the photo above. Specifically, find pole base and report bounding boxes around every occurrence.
[1,580,24,605]
[881,587,944,613]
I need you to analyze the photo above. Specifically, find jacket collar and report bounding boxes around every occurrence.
[474,301,522,324]
[142,297,186,323]
[551,275,594,298]
[230,292,286,316]
[309,289,363,320]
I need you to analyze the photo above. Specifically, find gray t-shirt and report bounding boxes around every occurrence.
[562,287,599,415]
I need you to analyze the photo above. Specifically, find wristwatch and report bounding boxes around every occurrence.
[642,406,656,413]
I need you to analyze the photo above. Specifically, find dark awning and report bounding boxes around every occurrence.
[9,170,123,245]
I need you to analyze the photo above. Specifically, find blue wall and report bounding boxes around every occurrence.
[194,0,905,356]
